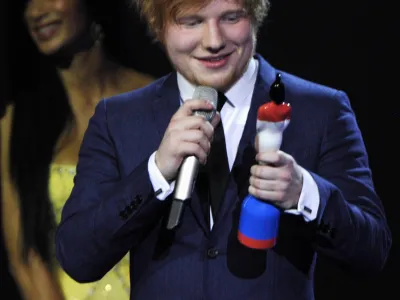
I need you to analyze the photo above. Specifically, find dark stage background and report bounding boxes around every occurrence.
[1,0,396,299]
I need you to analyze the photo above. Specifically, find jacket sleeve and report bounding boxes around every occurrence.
[55,99,169,283]
[309,91,391,274]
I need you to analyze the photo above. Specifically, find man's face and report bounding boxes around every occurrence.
[163,0,256,92]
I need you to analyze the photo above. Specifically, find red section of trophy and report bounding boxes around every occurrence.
[257,101,291,122]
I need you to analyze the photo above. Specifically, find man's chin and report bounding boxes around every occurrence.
[195,74,235,91]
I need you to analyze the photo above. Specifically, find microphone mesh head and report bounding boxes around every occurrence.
[192,86,218,122]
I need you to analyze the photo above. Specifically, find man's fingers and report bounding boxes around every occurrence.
[174,99,215,118]
[168,116,215,141]
[177,141,208,164]
[210,112,221,128]
[249,176,288,191]
[250,165,281,180]
[179,130,211,153]
[256,150,292,167]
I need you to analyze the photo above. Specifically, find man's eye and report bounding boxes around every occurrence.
[185,20,202,27]
[224,15,239,22]
[177,18,202,27]
[222,11,246,23]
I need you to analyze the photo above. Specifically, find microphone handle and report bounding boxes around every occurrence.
[166,156,199,229]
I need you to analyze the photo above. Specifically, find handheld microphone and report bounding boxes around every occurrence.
[166,86,218,230]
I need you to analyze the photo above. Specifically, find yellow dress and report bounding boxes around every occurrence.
[49,164,130,300]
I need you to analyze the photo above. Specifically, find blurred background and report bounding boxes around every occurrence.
[1,0,396,299]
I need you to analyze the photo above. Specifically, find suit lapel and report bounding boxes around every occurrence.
[213,55,278,228]
[152,73,180,137]
[151,73,210,234]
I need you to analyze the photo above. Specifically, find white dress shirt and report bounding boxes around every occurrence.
[147,58,319,228]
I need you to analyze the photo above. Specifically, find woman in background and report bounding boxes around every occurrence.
[1,0,155,299]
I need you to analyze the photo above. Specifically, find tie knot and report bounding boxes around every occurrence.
[217,92,227,112]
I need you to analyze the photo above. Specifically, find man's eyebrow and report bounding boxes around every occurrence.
[220,9,247,16]
[175,9,247,22]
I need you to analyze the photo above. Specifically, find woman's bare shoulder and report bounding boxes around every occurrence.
[1,103,14,128]
[1,103,14,177]
[119,67,156,92]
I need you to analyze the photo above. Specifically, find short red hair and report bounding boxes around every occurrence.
[134,0,270,40]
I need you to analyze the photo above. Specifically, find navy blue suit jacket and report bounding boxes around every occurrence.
[56,55,391,300]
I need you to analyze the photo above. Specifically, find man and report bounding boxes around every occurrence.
[55,0,391,299]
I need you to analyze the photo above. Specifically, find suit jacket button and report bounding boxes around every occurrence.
[135,195,143,204]
[129,201,138,210]
[327,227,335,238]
[119,210,128,220]
[207,248,219,259]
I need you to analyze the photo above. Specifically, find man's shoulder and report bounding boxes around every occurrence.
[281,71,339,99]
[103,73,173,111]
[277,70,349,112]
[94,72,177,130]
[257,55,345,107]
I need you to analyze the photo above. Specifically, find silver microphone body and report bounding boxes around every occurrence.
[166,86,218,229]
[173,156,200,201]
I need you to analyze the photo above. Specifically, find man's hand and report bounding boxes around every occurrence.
[249,150,303,210]
[155,99,220,182]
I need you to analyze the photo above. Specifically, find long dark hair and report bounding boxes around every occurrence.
[7,0,149,266]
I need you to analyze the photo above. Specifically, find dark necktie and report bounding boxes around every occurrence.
[206,92,230,218]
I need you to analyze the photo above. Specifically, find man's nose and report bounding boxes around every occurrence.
[202,21,226,53]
